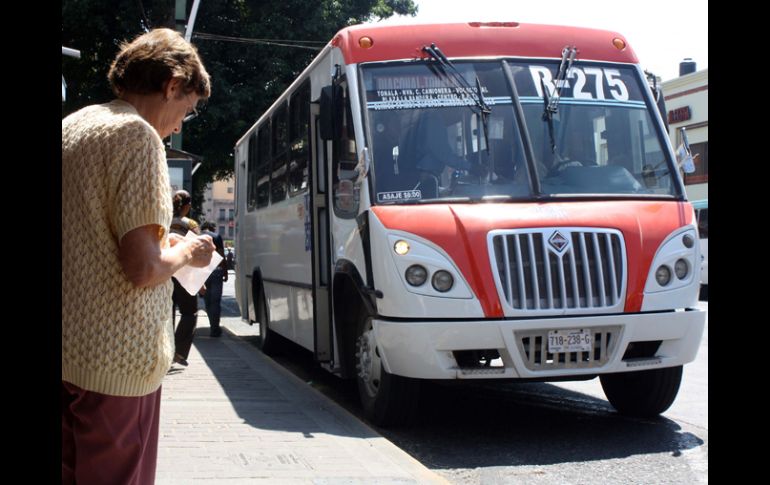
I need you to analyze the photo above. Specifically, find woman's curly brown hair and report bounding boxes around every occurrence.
[108,28,210,99]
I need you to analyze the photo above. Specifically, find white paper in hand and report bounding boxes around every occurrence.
[173,231,223,296]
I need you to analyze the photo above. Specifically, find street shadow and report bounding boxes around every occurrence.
[378,379,704,468]
[172,325,361,442]
[194,330,703,468]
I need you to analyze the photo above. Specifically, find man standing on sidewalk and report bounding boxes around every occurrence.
[200,221,228,337]
[170,189,202,366]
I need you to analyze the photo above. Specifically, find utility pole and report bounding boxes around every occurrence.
[169,0,188,150]
[167,0,205,198]
[169,0,203,151]
[62,47,81,103]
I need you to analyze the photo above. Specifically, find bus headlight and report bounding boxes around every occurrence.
[431,270,454,292]
[655,265,671,286]
[674,259,689,279]
[405,265,428,286]
[394,240,410,255]
[387,234,473,299]
[642,226,699,307]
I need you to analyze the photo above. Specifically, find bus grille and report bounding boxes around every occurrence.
[516,327,620,370]
[490,228,626,314]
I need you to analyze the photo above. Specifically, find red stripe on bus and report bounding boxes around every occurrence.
[371,201,692,317]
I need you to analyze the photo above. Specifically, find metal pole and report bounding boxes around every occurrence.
[170,0,188,150]
[185,0,202,42]
[170,1,203,150]
[62,46,81,58]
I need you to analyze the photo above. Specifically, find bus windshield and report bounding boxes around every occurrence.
[361,60,679,204]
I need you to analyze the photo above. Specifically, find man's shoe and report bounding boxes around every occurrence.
[173,353,189,367]
[210,328,222,338]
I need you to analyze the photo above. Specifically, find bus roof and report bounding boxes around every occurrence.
[331,22,639,65]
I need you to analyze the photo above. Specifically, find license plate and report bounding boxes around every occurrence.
[547,329,592,353]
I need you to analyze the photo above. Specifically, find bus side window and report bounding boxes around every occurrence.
[271,102,289,203]
[289,80,310,195]
[256,124,271,208]
[247,133,258,211]
[332,82,359,218]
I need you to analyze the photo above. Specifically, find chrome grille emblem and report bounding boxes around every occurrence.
[548,231,569,252]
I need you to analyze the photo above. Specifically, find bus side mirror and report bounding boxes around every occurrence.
[645,70,669,132]
[319,85,342,140]
[654,87,668,132]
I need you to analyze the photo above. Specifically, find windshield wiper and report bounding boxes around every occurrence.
[422,44,491,115]
[544,46,577,118]
[501,60,542,196]
[541,46,577,155]
[422,43,491,155]
[540,77,558,156]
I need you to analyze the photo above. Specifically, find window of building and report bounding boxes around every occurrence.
[228,209,234,220]
[219,226,225,235]
[219,208,225,221]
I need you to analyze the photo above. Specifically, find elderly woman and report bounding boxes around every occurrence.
[61,28,215,484]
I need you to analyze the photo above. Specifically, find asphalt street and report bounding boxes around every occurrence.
[213,272,708,484]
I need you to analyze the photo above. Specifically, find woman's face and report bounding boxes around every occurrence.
[157,91,200,139]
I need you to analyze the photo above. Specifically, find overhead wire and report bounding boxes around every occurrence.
[192,32,325,51]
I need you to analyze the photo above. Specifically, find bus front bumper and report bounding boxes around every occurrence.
[372,309,706,380]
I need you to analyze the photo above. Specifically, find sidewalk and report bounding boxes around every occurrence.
[156,300,448,484]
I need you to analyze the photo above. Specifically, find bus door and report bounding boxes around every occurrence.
[310,86,333,362]
[315,75,361,366]
[234,142,248,319]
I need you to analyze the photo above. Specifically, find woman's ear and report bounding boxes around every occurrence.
[162,78,183,101]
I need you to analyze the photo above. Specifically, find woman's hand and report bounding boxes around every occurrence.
[168,233,184,247]
[186,234,215,268]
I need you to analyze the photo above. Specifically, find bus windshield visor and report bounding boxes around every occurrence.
[361,60,679,204]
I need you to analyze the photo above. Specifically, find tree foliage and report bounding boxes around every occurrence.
[62,0,416,210]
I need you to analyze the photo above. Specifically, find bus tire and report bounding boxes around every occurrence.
[355,315,420,427]
[254,285,281,356]
[599,365,683,418]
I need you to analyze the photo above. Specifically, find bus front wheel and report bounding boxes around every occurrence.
[355,316,420,427]
[599,365,683,417]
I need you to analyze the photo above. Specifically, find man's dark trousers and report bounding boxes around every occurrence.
[203,268,224,337]
[172,277,198,359]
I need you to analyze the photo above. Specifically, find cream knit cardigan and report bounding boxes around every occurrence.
[62,99,174,397]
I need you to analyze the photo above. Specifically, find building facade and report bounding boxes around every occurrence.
[201,177,235,244]
[662,66,708,202]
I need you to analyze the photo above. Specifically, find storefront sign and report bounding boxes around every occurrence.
[668,106,691,123]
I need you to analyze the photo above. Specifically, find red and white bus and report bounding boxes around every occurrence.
[234,22,705,425]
